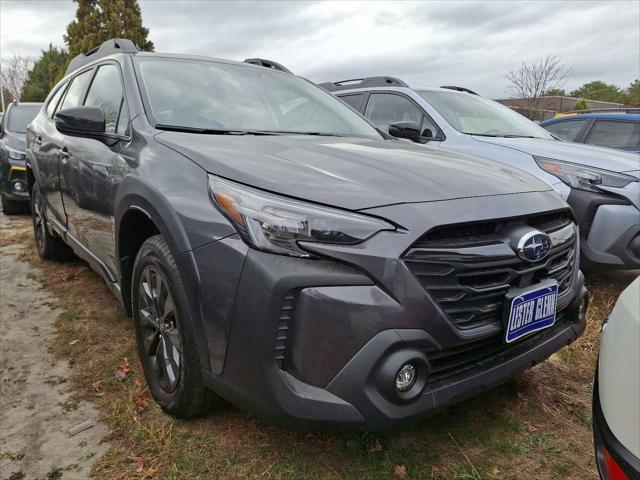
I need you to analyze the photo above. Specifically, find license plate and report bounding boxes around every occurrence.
[504,280,558,343]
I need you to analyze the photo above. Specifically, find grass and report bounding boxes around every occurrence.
[6,218,636,480]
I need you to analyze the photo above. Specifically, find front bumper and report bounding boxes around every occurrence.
[567,188,640,269]
[593,375,640,479]
[1,163,29,202]
[195,192,588,429]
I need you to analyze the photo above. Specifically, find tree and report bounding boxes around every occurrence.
[573,98,589,111]
[505,54,571,119]
[544,87,566,96]
[64,0,154,58]
[21,45,69,102]
[622,79,640,105]
[0,54,34,102]
[570,81,623,103]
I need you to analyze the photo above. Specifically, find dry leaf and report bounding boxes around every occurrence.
[368,440,383,452]
[91,380,103,392]
[135,458,145,474]
[134,376,143,388]
[69,339,79,345]
[119,358,131,375]
[394,465,408,479]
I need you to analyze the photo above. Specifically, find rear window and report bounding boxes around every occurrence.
[6,105,41,133]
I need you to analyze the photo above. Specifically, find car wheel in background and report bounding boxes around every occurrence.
[30,184,73,260]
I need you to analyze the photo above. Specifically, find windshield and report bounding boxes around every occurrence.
[135,57,381,138]
[418,90,554,139]
[6,105,41,134]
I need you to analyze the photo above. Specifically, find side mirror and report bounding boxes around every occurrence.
[54,106,105,136]
[388,121,421,142]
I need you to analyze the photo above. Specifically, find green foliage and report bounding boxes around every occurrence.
[573,98,589,111]
[570,81,623,103]
[544,87,566,96]
[21,45,68,102]
[623,79,640,105]
[64,0,154,58]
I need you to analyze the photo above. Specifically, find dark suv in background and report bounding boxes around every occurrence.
[26,39,588,429]
[1,101,42,214]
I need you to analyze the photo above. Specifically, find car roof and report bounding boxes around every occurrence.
[542,113,640,124]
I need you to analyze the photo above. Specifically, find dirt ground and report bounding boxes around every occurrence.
[0,213,109,480]
[0,210,637,479]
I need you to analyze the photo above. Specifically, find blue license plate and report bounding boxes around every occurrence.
[504,281,558,343]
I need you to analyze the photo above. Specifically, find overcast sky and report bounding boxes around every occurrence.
[1,0,638,98]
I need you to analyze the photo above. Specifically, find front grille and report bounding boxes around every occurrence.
[274,292,297,369]
[403,211,576,330]
[426,312,568,389]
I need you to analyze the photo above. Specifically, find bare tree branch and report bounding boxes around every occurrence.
[505,54,571,119]
[1,54,35,102]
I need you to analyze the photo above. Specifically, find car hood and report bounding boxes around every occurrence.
[472,136,640,175]
[156,133,552,210]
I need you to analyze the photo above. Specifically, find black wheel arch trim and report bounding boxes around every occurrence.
[114,175,213,372]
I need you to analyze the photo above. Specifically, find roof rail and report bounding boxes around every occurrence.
[567,107,640,115]
[243,58,292,74]
[440,85,479,95]
[318,76,408,92]
[65,38,139,75]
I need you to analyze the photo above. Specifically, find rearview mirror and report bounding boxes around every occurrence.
[54,106,105,136]
[388,121,421,142]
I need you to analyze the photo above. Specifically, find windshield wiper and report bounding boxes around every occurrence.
[502,135,535,138]
[155,124,280,135]
[259,131,350,137]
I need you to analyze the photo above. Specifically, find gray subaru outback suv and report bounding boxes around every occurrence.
[26,39,588,429]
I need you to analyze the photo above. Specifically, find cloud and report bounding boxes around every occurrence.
[1,0,638,97]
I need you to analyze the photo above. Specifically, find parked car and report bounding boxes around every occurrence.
[0,101,42,214]
[541,110,640,152]
[594,277,639,479]
[320,78,640,270]
[26,39,589,429]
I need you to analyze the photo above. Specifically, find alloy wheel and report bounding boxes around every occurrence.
[32,189,46,253]
[138,265,182,393]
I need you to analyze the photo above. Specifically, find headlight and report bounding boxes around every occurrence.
[7,147,26,161]
[208,175,395,257]
[535,156,638,192]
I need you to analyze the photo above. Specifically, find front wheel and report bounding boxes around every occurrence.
[132,234,219,419]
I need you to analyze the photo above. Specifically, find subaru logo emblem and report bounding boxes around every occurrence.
[516,230,552,262]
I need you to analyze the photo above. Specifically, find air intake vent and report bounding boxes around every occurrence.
[274,292,297,369]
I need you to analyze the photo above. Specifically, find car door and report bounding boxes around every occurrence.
[59,62,129,278]
[542,118,590,142]
[363,92,442,142]
[584,119,640,151]
[29,78,75,227]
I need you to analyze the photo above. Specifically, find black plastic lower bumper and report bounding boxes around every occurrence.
[593,375,640,479]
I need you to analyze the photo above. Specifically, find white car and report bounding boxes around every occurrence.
[594,277,640,479]
[320,78,640,270]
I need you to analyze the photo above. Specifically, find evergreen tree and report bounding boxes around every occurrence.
[570,81,623,103]
[21,45,69,102]
[623,79,640,105]
[64,0,154,58]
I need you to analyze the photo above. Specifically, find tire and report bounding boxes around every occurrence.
[1,193,29,215]
[30,184,74,261]
[132,234,218,419]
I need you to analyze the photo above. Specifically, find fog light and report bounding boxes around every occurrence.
[11,179,26,192]
[395,363,416,392]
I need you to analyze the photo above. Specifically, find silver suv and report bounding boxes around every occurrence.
[321,77,640,269]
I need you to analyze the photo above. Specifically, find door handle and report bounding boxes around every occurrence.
[59,147,69,164]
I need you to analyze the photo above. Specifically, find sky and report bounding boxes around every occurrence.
[1,0,639,98]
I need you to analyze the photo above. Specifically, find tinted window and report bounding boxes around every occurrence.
[365,93,438,137]
[543,119,588,141]
[6,105,41,133]
[586,120,640,148]
[84,64,126,134]
[339,94,365,112]
[135,57,380,138]
[46,83,68,118]
[59,69,93,110]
